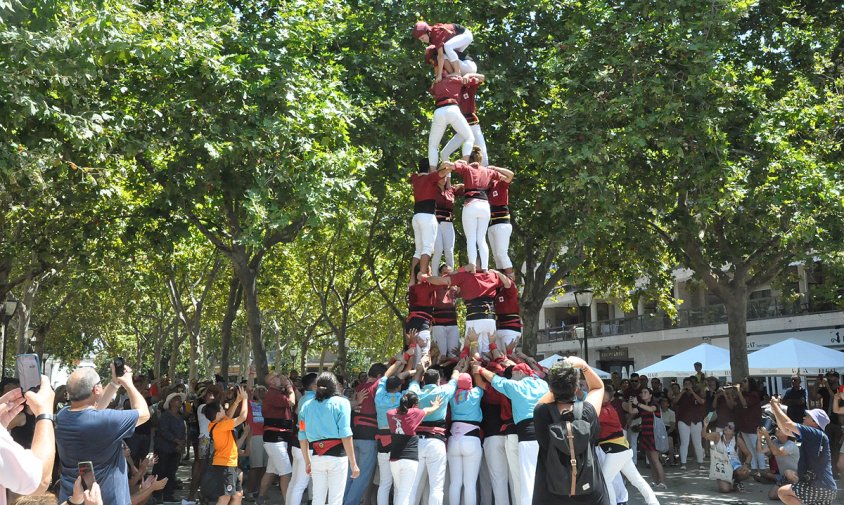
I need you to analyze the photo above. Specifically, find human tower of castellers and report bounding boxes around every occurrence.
[288,20,658,505]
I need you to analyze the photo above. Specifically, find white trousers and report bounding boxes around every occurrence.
[678,421,704,464]
[410,438,447,505]
[478,453,493,505]
[413,213,438,259]
[505,434,521,505]
[442,123,487,166]
[517,440,538,505]
[432,325,460,358]
[467,319,497,354]
[739,432,767,470]
[311,454,348,505]
[444,30,473,63]
[432,221,455,270]
[598,448,660,505]
[627,428,639,462]
[429,105,474,169]
[487,222,513,270]
[391,458,418,505]
[462,200,490,270]
[483,436,510,505]
[287,446,312,505]
[447,436,483,505]
[377,453,394,505]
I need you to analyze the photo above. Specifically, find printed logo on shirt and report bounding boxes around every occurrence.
[463,92,469,99]
[492,191,499,197]
[498,296,504,302]
[299,420,306,431]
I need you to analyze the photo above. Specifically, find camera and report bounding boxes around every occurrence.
[760,412,777,433]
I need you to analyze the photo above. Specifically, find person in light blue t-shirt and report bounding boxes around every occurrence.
[286,373,318,505]
[447,368,484,505]
[374,349,416,505]
[299,372,359,505]
[476,360,548,505]
[407,356,460,505]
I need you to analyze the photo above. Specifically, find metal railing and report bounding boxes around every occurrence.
[537,297,807,344]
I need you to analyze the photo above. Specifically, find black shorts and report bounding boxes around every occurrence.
[213,465,243,496]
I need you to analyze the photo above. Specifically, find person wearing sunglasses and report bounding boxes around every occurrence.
[702,417,752,493]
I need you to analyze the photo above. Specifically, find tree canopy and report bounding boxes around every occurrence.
[1,0,842,381]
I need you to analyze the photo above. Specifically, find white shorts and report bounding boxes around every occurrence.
[250,435,267,468]
[264,440,293,476]
[495,329,521,350]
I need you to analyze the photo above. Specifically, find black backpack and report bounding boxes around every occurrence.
[546,402,599,496]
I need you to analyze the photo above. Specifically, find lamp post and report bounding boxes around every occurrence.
[574,288,594,364]
[0,296,20,380]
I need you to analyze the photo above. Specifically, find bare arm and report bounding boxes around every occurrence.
[115,366,151,426]
[232,388,249,428]
[24,375,55,495]
[758,428,786,456]
[833,393,844,415]
[492,269,512,289]
[490,166,514,183]
[436,47,445,81]
[770,397,799,437]
[418,274,450,286]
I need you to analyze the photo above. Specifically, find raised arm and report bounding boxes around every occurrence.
[490,166,514,183]
[769,397,798,437]
[491,269,512,289]
[567,357,604,414]
[701,417,720,443]
[115,365,151,427]
[422,395,443,415]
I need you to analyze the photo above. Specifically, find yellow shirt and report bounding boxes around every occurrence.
[209,417,238,467]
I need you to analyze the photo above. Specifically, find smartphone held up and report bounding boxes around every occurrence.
[15,354,41,393]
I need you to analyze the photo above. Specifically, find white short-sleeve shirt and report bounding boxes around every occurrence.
[0,426,42,504]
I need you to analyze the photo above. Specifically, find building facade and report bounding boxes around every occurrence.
[536,263,844,385]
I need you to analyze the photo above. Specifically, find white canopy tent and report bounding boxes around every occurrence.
[537,354,611,378]
[712,338,844,376]
[637,343,730,379]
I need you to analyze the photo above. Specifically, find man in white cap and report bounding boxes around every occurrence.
[769,398,837,505]
[154,391,187,502]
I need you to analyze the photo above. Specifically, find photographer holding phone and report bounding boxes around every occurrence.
[0,374,55,504]
[56,361,151,505]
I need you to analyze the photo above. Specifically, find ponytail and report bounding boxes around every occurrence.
[399,391,418,414]
[315,372,340,402]
[468,145,483,164]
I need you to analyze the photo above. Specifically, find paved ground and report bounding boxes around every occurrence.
[167,457,840,505]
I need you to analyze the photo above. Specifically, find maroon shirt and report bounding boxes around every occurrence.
[458,77,481,124]
[735,390,763,433]
[429,23,458,49]
[448,271,503,300]
[675,391,706,424]
[408,282,438,309]
[494,284,520,315]
[489,180,510,206]
[453,161,503,192]
[410,171,442,202]
[429,75,464,105]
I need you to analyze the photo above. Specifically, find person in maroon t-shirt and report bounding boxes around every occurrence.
[444,156,506,272]
[413,22,476,80]
[487,167,515,277]
[493,283,521,355]
[388,391,444,505]
[431,265,461,360]
[441,73,488,165]
[427,73,475,171]
[419,268,511,356]
[410,159,450,280]
[735,377,766,474]
[406,278,439,363]
[432,177,463,271]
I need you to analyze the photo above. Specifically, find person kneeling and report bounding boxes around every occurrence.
[702,418,752,493]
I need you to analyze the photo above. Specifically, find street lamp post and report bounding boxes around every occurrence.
[0,296,20,380]
[574,288,594,364]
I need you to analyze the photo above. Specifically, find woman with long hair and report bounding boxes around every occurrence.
[298,372,359,505]
[387,391,443,505]
[702,417,752,493]
[447,371,484,505]
[629,387,667,489]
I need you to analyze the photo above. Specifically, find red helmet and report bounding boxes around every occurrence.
[412,21,430,39]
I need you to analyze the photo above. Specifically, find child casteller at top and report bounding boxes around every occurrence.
[413,21,477,81]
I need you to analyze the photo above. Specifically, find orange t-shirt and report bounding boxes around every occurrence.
[209,417,237,467]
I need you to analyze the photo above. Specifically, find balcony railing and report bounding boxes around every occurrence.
[537,297,808,344]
